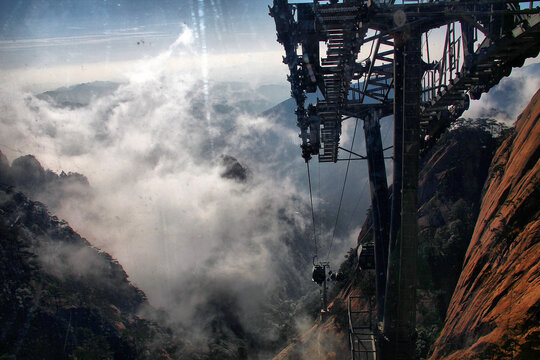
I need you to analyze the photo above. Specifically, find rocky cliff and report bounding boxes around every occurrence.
[430,90,540,359]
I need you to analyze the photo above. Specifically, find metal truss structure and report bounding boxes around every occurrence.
[270,1,540,359]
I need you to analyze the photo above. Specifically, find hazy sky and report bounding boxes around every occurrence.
[0,0,286,89]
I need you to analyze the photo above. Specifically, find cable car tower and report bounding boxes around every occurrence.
[270,1,540,359]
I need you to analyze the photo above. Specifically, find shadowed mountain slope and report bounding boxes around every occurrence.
[430,89,540,360]
[0,185,177,358]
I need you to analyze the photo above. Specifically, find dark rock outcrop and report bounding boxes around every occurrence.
[0,151,91,213]
[220,155,250,183]
[430,90,540,359]
[9,155,47,192]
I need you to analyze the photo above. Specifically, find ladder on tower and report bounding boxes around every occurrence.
[348,295,377,360]
[315,1,367,162]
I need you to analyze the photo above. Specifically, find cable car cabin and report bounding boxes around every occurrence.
[312,265,325,286]
[358,243,375,270]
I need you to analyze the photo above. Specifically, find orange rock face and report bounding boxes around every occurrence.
[431,90,540,359]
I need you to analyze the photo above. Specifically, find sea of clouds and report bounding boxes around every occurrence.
[0,28,362,354]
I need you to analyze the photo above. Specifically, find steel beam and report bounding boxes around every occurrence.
[381,39,404,359]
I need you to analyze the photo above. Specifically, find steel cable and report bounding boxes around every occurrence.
[327,117,360,261]
[306,162,318,258]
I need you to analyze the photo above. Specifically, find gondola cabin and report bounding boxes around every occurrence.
[312,264,325,286]
[358,243,375,270]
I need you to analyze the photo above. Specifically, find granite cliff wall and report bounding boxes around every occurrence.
[431,89,540,359]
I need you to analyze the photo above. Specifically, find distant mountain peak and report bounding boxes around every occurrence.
[36,81,121,108]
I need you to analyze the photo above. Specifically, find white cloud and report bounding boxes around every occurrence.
[462,63,540,124]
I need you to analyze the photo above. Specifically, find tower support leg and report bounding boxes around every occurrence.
[382,32,422,360]
[363,109,391,324]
